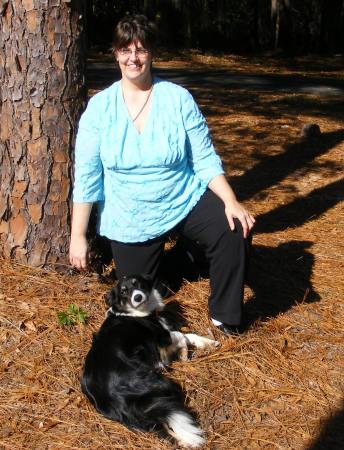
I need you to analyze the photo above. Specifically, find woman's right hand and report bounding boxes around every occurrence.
[69,234,89,270]
[69,202,93,270]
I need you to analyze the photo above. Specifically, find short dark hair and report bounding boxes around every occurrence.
[113,14,158,53]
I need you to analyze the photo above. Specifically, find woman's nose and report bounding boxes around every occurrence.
[129,51,139,61]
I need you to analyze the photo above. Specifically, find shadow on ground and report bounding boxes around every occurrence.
[306,402,344,450]
[244,240,320,327]
[157,236,320,329]
[255,177,344,234]
[230,129,344,201]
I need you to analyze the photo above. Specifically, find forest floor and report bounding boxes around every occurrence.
[1,52,343,449]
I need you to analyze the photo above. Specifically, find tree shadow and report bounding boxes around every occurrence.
[154,131,343,323]
[244,240,320,327]
[158,237,320,329]
[255,177,344,234]
[260,55,344,75]
[158,236,210,295]
[156,168,342,325]
[229,129,344,201]
[305,402,344,450]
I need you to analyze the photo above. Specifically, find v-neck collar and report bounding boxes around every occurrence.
[120,78,155,136]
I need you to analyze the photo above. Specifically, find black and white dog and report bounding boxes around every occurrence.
[81,275,219,448]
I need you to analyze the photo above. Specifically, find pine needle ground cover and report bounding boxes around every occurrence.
[1,54,343,449]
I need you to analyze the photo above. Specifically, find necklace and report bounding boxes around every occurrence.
[124,85,153,123]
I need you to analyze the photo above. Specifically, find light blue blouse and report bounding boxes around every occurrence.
[73,77,224,242]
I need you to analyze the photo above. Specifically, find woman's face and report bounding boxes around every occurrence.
[115,40,153,84]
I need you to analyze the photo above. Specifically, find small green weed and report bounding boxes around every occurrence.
[57,304,88,327]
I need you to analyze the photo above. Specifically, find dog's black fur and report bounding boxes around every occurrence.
[81,275,217,447]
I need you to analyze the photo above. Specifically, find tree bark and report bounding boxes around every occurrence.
[0,0,86,267]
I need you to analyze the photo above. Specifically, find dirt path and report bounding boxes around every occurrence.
[87,54,344,96]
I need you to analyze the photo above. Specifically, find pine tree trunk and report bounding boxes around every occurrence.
[0,0,86,267]
[320,0,344,52]
[271,0,280,49]
[254,0,272,51]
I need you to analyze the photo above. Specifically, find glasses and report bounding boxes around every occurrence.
[118,48,150,58]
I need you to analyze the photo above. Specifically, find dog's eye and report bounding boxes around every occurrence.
[120,286,128,294]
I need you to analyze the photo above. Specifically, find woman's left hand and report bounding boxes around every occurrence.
[224,200,255,238]
[208,174,255,238]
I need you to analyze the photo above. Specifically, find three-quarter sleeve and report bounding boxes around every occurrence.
[181,90,224,187]
[72,95,104,203]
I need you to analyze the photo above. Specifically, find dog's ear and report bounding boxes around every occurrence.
[137,274,156,292]
[121,274,154,288]
[121,274,152,282]
[105,287,118,307]
[142,273,153,280]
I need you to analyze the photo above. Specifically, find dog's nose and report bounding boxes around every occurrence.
[134,293,143,303]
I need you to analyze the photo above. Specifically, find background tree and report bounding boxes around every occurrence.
[0,0,86,266]
[86,0,344,54]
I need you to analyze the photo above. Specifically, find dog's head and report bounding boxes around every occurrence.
[105,275,165,317]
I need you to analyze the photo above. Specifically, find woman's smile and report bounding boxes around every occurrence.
[126,64,142,71]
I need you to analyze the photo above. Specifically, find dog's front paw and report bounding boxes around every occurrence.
[178,346,188,361]
[207,338,220,348]
[170,331,189,361]
[185,333,220,350]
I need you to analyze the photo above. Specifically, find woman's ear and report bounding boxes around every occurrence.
[112,47,119,62]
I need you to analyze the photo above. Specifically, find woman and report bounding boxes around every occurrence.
[69,14,255,335]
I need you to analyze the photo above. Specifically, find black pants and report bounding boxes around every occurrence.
[110,190,250,325]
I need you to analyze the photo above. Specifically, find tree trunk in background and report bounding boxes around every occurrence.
[271,0,280,49]
[320,0,344,52]
[0,0,86,267]
[279,0,292,52]
[183,0,192,47]
[254,0,272,51]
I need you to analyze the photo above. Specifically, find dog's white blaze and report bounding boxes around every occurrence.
[131,289,147,307]
[113,286,165,318]
[167,412,205,448]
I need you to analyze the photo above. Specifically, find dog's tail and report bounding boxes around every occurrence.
[164,410,205,448]
[138,382,204,448]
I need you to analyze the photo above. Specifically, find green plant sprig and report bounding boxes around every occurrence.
[57,303,88,327]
